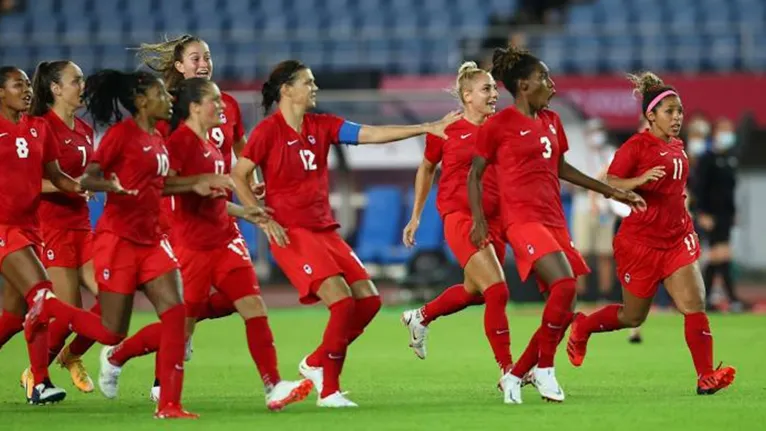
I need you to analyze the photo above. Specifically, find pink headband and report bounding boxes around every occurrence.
[646,90,678,114]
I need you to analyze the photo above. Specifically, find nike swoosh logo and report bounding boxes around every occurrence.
[203,151,211,157]
[0,133,7,138]
[660,152,668,156]
[460,133,472,139]
[64,139,72,144]
[287,140,298,146]
[328,354,344,360]
[546,323,562,329]
[495,329,510,335]
[520,130,531,136]
[142,146,152,152]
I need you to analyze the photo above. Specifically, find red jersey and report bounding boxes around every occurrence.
[425,118,500,219]
[0,115,59,229]
[92,119,169,245]
[165,123,237,249]
[38,111,94,231]
[475,106,568,228]
[608,131,693,249]
[242,111,345,230]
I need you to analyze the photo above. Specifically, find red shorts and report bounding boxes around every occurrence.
[41,227,93,269]
[176,235,260,308]
[271,228,370,304]
[444,212,506,268]
[0,225,43,269]
[505,222,590,292]
[93,232,179,295]
[614,232,701,298]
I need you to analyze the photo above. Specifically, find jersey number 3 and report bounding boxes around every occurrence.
[299,149,317,171]
[540,136,552,159]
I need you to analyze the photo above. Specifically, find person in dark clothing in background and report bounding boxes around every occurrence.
[694,118,744,312]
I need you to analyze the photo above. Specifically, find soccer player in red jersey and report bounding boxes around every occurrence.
[468,46,645,404]
[0,66,129,405]
[80,70,230,419]
[16,61,101,394]
[399,61,516,401]
[566,72,736,395]
[232,60,459,407]
[103,78,312,411]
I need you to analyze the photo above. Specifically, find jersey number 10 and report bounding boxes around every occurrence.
[156,153,170,176]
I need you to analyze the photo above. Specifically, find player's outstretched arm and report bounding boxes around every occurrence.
[467,156,489,247]
[162,172,232,197]
[560,158,647,211]
[80,163,137,195]
[226,202,273,225]
[403,158,437,247]
[605,164,665,191]
[44,160,81,195]
[356,111,462,144]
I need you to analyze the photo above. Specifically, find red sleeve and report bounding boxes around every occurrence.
[41,122,60,164]
[475,118,499,162]
[607,141,637,178]
[554,113,569,154]
[165,131,186,174]
[242,122,270,165]
[315,113,345,145]
[92,125,121,171]
[423,133,443,164]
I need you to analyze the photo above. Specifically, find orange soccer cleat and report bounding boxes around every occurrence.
[154,403,199,419]
[566,313,589,367]
[697,363,736,395]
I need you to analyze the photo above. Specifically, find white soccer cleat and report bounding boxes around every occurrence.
[317,391,358,408]
[401,309,428,359]
[149,384,160,403]
[28,381,67,405]
[299,357,323,395]
[498,372,523,404]
[265,379,314,411]
[533,367,565,402]
[98,346,122,399]
[521,366,536,387]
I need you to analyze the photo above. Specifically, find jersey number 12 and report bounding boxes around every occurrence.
[299,149,317,171]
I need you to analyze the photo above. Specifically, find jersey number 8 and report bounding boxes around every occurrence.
[16,137,29,159]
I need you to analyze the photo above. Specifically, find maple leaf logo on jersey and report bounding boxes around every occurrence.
[308,135,316,145]
[303,264,313,275]
[549,124,556,135]
[30,128,38,138]
[527,244,535,255]
[86,135,92,146]
[103,269,110,281]
[46,250,55,261]
[624,273,631,284]
[0,238,5,247]
[219,113,227,124]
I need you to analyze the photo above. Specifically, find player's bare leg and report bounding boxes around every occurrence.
[568,286,652,367]
[664,262,735,394]
[300,275,357,408]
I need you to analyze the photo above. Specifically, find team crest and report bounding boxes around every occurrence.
[527,244,535,255]
[86,135,92,146]
[0,238,5,247]
[30,128,38,138]
[308,135,316,145]
[624,273,631,284]
[303,264,313,275]
[220,112,227,124]
[103,269,111,281]
[549,124,557,135]
[46,249,55,261]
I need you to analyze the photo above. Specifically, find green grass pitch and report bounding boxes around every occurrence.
[1,306,764,430]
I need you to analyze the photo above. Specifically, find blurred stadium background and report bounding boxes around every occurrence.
[2,0,766,309]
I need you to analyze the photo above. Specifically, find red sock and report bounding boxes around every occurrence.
[109,322,162,366]
[483,283,513,371]
[245,316,281,388]
[0,311,24,348]
[197,292,236,321]
[44,297,123,346]
[511,312,574,378]
[306,295,382,367]
[579,304,625,336]
[47,315,72,365]
[421,284,482,325]
[27,326,51,385]
[684,312,714,377]
[157,304,186,408]
[67,303,101,357]
[320,297,354,398]
[538,278,576,368]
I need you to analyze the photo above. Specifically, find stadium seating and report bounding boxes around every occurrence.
[0,0,761,79]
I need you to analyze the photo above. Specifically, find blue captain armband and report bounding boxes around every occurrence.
[337,121,361,145]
